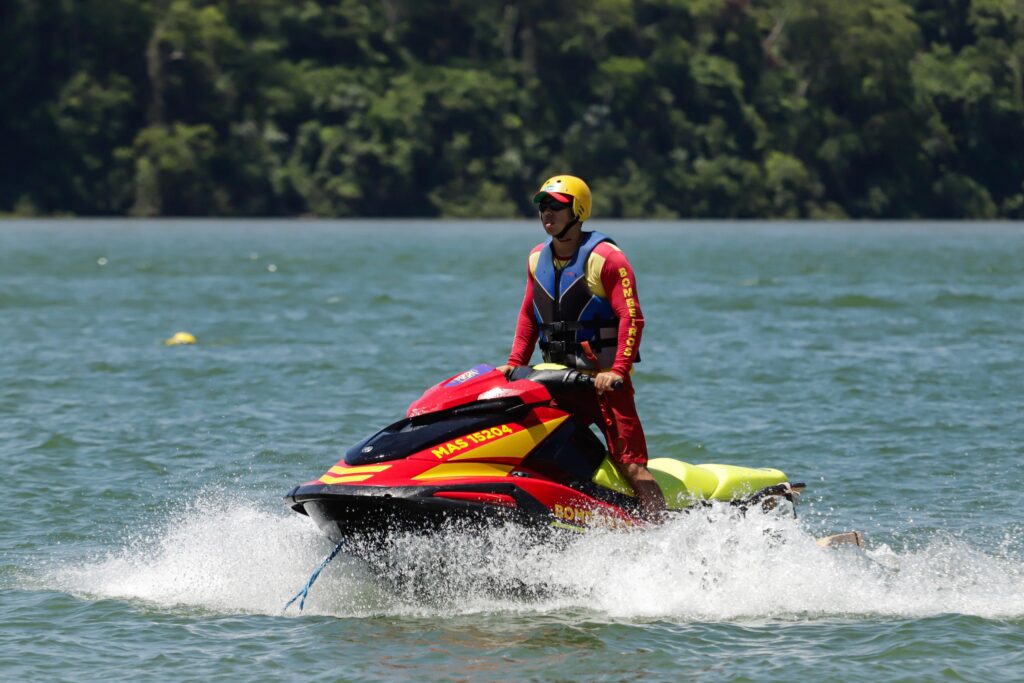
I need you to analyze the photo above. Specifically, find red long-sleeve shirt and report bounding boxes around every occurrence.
[508,240,644,377]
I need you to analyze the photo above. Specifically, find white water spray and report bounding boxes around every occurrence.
[41,494,1024,621]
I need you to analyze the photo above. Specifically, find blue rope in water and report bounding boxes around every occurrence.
[283,537,347,612]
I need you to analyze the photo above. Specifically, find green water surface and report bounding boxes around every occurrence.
[1,220,1022,682]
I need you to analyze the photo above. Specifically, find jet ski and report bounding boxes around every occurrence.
[284,364,804,542]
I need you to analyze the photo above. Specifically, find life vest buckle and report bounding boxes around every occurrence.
[543,340,568,355]
[545,321,581,333]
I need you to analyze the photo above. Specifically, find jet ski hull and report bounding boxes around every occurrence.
[286,365,802,541]
[285,481,557,541]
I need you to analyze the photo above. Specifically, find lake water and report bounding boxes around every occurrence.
[1,220,1022,681]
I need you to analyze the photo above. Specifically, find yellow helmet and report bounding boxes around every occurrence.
[533,175,592,223]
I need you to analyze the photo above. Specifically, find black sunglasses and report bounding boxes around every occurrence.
[538,199,571,213]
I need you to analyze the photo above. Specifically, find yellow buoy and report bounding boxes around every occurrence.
[164,331,197,346]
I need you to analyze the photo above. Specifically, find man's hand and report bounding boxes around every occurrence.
[496,364,517,379]
[594,370,624,394]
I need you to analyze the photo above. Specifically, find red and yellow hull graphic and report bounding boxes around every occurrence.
[420,414,567,464]
[316,413,567,486]
[318,463,392,485]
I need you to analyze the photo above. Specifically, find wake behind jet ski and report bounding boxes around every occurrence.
[284,364,804,542]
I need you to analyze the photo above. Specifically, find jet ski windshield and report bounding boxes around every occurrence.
[344,400,526,466]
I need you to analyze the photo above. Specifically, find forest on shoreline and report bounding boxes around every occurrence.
[3,0,1023,219]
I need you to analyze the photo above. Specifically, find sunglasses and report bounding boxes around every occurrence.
[538,199,571,213]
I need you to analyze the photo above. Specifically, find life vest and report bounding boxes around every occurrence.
[531,231,621,371]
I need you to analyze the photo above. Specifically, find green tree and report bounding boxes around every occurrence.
[2,0,1022,218]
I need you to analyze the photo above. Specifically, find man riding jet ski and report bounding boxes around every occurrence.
[497,174,666,518]
[285,364,803,542]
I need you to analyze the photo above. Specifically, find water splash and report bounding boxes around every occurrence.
[39,494,1024,621]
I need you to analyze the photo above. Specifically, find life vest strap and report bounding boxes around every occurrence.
[540,320,618,354]
[540,319,617,334]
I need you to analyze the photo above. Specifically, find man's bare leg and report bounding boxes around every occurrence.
[619,462,667,521]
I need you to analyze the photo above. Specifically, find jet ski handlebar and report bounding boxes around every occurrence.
[509,366,623,392]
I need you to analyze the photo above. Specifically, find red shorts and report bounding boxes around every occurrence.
[558,376,648,466]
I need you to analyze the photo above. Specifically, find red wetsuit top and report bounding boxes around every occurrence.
[507,238,648,465]
[508,240,645,377]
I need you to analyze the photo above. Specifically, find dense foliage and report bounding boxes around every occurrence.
[3,0,1023,218]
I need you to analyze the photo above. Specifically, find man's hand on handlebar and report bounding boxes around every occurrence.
[497,364,622,392]
[496,364,517,379]
[594,371,624,394]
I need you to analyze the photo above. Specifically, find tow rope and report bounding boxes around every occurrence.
[283,537,346,612]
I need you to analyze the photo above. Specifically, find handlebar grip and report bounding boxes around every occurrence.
[568,370,623,391]
[519,367,624,392]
